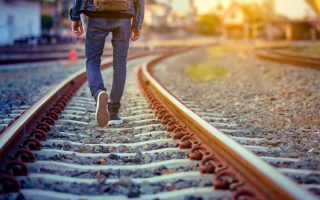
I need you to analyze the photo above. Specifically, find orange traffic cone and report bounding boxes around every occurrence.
[68,48,78,64]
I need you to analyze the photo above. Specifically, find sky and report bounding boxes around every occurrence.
[157,0,315,19]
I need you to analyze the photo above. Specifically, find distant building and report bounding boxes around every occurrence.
[223,2,247,26]
[222,2,248,38]
[145,0,197,31]
[41,0,73,37]
[270,20,320,40]
[0,0,41,45]
[188,0,198,26]
[145,0,171,29]
[167,0,197,29]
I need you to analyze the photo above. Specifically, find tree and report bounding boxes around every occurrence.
[241,3,262,24]
[196,14,221,36]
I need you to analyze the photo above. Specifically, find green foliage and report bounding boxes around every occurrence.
[186,63,228,82]
[241,4,262,24]
[41,14,53,31]
[208,47,235,58]
[186,47,229,82]
[195,14,221,36]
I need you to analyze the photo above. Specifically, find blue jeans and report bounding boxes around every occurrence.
[85,17,131,103]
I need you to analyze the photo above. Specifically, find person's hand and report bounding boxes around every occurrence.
[131,28,141,41]
[71,21,84,37]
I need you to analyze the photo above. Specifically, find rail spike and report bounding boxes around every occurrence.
[199,153,226,174]
[5,160,28,176]
[46,111,59,120]
[231,188,262,200]
[30,129,47,141]
[172,126,188,139]
[162,116,174,125]
[156,111,167,120]
[213,169,244,191]
[155,108,166,117]
[166,122,177,133]
[41,116,55,126]
[14,148,35,163]
[0,175,20,193]
[22,137,41,151]
[50,107,62,115]
[179,134,198,149]
[56,101,66,110]
[36,122,51,133]
[189,144,210,160]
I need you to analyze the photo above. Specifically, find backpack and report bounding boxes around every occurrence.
[93,0,132,11]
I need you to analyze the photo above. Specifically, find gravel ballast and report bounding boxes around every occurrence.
[153,46,320,189]
[0,61,83,128]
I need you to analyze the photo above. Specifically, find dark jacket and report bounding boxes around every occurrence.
[70,0,144,29]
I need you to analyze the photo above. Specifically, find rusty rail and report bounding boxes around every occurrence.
[137,52,317,200]
[0,51,155,167]
[1,47,317,199]
[256,49,320,70]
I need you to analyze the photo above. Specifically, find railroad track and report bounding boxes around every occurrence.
[152,52,320,198]
[0,51,155,136]
[255,48,320,70]
[0,49,317,199]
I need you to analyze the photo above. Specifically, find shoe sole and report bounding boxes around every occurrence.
[95,92,110,128]
[108,119,124,126]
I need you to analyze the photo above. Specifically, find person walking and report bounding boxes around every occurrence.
[70,0,145,128]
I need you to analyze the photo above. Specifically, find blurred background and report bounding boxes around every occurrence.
[1,1,320,198]
[0,0,320,47]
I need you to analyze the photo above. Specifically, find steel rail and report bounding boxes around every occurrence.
[255,49,320,70]
[0,51,156,162]
[272,49,320,61]
[138,53,317,200]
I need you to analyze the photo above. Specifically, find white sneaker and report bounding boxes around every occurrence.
[108,102,123,125]
[95,91,110,128]
[108,119,124,126]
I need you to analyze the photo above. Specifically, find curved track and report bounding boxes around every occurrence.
[255,48,320,70]
[0,49,317,200]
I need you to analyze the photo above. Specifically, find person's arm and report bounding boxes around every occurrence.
[131,0,145,41]
[70,0,82,22]
[132,0,145,30]
[70,0,84,37]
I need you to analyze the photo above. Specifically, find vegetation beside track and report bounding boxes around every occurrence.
[185,47,230,82]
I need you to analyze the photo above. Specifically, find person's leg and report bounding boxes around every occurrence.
[86,18,110,127]
[106,19,131,125]
[85,18,109,99]
[109,19,131,103]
